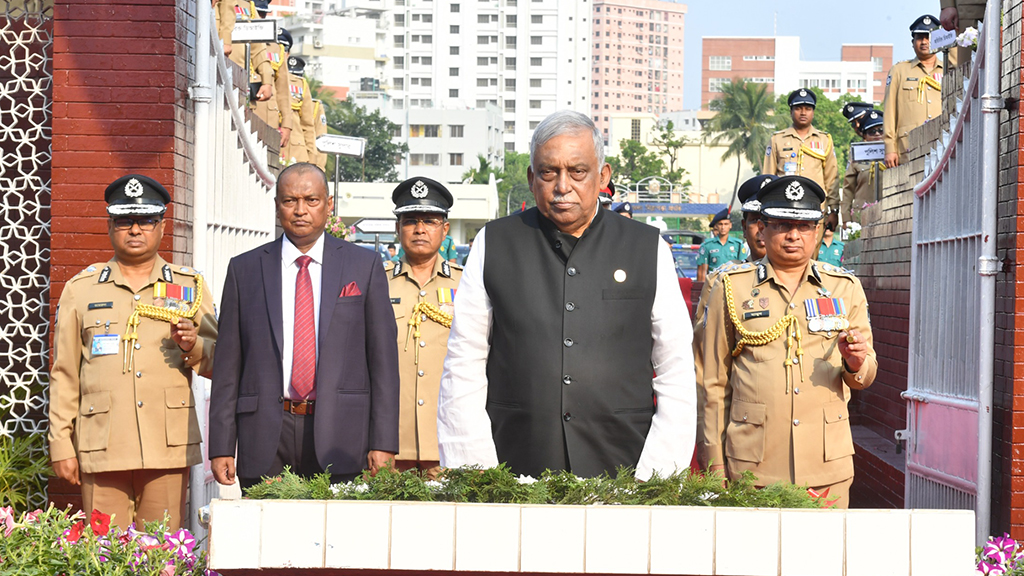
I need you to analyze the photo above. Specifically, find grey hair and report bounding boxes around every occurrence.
[529,110,606,168]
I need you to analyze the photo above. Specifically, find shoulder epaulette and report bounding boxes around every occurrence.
[384,261,396,272]
[816,262,856,279]
[449,262,464,271]
[773,129,785,135]
[174,265,198,276]
[70,263,106,282]
[720,261,756,276]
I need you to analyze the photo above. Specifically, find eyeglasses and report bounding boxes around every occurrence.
[764,220,817,234]
[865,127,883,136]
[400,216,445,229]
[112,217,162,231]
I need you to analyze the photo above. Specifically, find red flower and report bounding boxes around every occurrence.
[90,510,111,536]
[66,521,85,543]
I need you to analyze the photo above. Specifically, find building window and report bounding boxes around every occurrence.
[450,67,459,76]
[451,2,460,11]
[421,35,433,44]
[394,99,404,109]
[709,56,731,71]
[504,120,515,133]
[450,125,464,137]
[477,35,489,45]
[529,120,539,129]
[477,57,489,65]
[505,142,516,151]
[477,78,488,87]
[530,78,541,88]
[393,77,404,89]
[391,125,402,137]
[394,14,405,26]
[505,57,516,70]
[422,14,433,23]
[410,153,440,166]
[505,100,516,111]
[394,56,404,69]
[872,57,883,72]
[530,57,542,66]
[450,153,464,165]
[409,125,440,137]
[506,36,517,48]
[449,89,459,97]
[506,14,517,27]
[394,35,405,48]
[531,36,542,45]
[450,46,459,55]
[630,119,641,141]
[478,14,489,23]
[422,77,432,87]
[531,14,542,24]
[846,78,867,90]
[505,79,516,90]
[450,25,460,34]
[743,55,775,61]
[529,99,541,109]
[708,77,728,93]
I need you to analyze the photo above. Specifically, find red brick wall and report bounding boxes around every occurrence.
[48,0,197,510]
[840,44,893,104]
[701,38,776,109]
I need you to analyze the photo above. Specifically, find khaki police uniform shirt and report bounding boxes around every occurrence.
[883,58,944,158]
[254,43,293,132]
[699,258,876,487]
[48,256,218,474]
[386,257,462,462]
[841,159,884,224]
[214,0,235,50]
[286,74,315,164]
[763,127,839,208]
[313,100,328,171]
[226,1,273,86]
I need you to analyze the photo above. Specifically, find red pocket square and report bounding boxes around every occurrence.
[340,282,362,297]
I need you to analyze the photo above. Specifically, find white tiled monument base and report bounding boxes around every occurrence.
[208,500,974,575]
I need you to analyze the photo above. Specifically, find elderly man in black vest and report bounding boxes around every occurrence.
[437,111,696,479]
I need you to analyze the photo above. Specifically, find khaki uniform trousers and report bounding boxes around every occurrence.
[81,467,189,530]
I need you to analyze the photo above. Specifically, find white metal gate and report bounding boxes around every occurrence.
[186,1,277,540]
[907,2,1000,544]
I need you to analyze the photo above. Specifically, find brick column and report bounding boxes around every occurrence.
[49,0,196,510]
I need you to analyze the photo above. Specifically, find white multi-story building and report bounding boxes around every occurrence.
[390,104,505,184]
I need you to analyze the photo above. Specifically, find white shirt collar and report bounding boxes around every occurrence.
[281,232,326,267]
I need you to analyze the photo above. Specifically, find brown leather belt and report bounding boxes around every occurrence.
[283,398,315,416]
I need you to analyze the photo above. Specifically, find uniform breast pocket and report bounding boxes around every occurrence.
[725,399,766,463]
[900,81,919,102]
[823,401,855,461]
[81,311,119,348]
[77,391,111,452]
[164,388,200,446]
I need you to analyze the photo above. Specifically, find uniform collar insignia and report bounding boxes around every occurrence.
[393,260,403,278]
[810,263,823,284]
[441,260,451,278]
[756,263,767,284]
[162,264,173,283]
[98,266,111,283]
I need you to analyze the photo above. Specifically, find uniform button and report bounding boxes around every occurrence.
[788,302,796,309]
[95,320,101,325]
[134,342,141,350]
[419,341,426,348]
[418,370,425,377]
[565,302,575,311]
[563,338,574,347]
[742,414,748,421]
[856,375,863,382]
[554,241,562,249]
[562,375,572,385]
[794,387,800,394]
[567,267,577,276]
[793,419,800,426]
[134,294,141,301]
[135,371,142,378]
[418,399,425,406]
[421,314,427,321]
[137,401,144,408]
[420,290,427,297]
[563,412,572,421]
[89,406,94,412]
[181,400,186,405]
[793,357,799,365]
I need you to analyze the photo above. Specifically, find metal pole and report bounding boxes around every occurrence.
[976,0,1002,545]
[333,153,340,210]
[245,43,252,103]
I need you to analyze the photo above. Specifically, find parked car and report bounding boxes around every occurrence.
[671,243,701,279]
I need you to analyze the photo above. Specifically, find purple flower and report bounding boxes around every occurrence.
[977,560,1005,575]
[166,528,197,558]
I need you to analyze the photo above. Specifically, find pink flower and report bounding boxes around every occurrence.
[166,528,196,559]
[22,509,42,524]
[0,507,14,537]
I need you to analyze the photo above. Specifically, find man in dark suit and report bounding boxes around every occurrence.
[209,163,399,487]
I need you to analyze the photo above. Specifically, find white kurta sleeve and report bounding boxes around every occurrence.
[635,239,698,480]
[437,227,500,468]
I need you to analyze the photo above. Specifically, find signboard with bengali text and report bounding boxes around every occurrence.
[231,19,277,43]
[851,141,886,162]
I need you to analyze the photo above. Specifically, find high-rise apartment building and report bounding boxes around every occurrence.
[591,0,686,142]
[701,37,892,109]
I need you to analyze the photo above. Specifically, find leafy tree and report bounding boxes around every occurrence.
[308,83,408,182]
[649,120,692,186]
[703,79,776,205]
[771,88,866,174]
[607,139,666,185]
[461,154,496,184]
[497,151,533,216]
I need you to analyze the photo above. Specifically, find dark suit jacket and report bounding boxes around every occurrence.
[208,234,400,478]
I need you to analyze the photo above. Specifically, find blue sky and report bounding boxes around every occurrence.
[677,0,941,109]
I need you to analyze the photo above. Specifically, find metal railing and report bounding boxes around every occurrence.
[908,0,1001,544]
[186,1,278,540]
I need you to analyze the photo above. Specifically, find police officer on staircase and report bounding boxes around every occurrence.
[883,15,944,168]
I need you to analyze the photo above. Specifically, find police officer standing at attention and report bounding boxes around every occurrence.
[385,178,462,480]
[48,175,218,530]
[252,21,293,153]
[763,89,839,215]
[699,175,876,508]
[312,98,328,172]
[842,110,886,225]
[696,209,747,282]
[286,56,317,165]
[883,15,943,168]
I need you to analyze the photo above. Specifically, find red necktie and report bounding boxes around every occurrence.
[291,255,316,400]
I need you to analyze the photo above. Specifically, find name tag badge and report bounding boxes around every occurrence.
[783,162,797,175]
[744,310,770,320]
[91,334,121,356]
[88,301,113,310]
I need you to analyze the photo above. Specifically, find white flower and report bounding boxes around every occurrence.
[354,484,369,493]
[699,491,720,501]
[957,27,979,48]
[517,475,537,485]
[425,480,444,489]
[329,484,342,496]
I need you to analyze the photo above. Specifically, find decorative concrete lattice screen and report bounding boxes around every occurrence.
[0,1,53,509]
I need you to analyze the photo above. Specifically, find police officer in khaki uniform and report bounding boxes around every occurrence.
[48,175,218,530]
[285,56,316,165]
[692,174,774,468]
[252,18,294,152]
[227,0,273,104]
[842,101,873,139]
[213,0,234,57]
[842,110,886,225]
[699,175,876,508]
[312,98,328,172]
[384,178,462,479]
[883,15,943,168]
[763,89,839,215]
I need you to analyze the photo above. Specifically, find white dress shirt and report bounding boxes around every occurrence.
[437,225,697,481]
[281,233,325,399]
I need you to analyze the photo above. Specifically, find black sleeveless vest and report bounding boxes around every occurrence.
[483,207,660,477]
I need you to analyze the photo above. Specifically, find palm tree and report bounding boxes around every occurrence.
[703,79,775,207]
[462,154,495,184]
